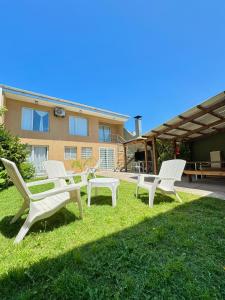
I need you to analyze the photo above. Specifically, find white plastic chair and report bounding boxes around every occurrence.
[43,160,88,189]
[87,160,99,178]
[1,158,83,244]
[136,159,186,207]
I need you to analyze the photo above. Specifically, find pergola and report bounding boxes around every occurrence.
[123,136,153,173]
[123,91,225,175]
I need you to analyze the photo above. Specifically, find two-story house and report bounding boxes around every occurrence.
[0,85,129,174]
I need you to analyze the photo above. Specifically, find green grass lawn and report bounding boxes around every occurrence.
[0,179,225,299]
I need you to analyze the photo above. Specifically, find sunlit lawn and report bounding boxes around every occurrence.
[0,179,224,299]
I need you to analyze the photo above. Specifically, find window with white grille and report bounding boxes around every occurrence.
[99,148,115,170]
[64,147,77,160]
[81,147,93,159]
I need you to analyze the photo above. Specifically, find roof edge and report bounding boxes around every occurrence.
[0,84,130,121]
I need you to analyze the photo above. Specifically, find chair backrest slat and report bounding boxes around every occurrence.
[1,158,31,204]
[43,160,70,187]
[43,160,67,178]
[158,159,186,190]
[159,159,186,181]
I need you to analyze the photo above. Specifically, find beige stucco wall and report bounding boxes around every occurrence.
[4,97,124,170]
[4,97,124,141]
[20,138,118,170]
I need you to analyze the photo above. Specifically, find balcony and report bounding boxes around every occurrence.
[99,133,125,144]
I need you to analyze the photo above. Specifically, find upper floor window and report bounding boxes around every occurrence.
[69,116,88,136]
[64,146,77,160]
[21,107,49,132]
[99,125,111,142]
[81,147,93,159]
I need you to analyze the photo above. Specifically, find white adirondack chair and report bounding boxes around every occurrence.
[43,160,88,188]
[136,159,186,207]
[1,158,83,244]
[87,160,99,178]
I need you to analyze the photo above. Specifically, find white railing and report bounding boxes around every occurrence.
[99,134,126,144]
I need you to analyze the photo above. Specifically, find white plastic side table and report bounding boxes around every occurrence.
[87,178,120,207]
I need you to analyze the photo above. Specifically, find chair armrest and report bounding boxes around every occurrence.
[144,174,160,178]
[137,174,160,180]
[26,178,60,187]
[160,177,179,181]
[58,172,85,179]
[30,183,81,200]
[138,175,177,181]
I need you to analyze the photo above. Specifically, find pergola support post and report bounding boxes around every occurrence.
[152,137,158,174]
[173,140,177,159]
[144,141,148,173]
[123,144,127,172]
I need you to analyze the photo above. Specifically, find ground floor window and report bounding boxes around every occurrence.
[64,146,77,160]
[99,147,115,170]
[81,147,93,159]
[28,146,48,175]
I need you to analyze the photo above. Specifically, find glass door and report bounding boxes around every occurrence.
[28,146,48,175]
[99,148,115,170]
[99,125,111,142]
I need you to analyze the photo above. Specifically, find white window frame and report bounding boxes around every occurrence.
[21,107,49,132]
[99,147,116,170]
[69,116,88,136]
[27,145,49,176]
[99,125,111,142]
[64,146,77,160]
[81,147,93,160]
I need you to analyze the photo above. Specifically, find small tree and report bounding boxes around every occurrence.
[0,106,7,116]
[0,107,34,187]
[72,158,96,172]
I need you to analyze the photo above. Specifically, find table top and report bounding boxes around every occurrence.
[89,178,119,184]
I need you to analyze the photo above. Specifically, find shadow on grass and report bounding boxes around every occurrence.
[0,208,78,239]
[87,195,113,206]
[137,191,175,205]
[1,197,225,299]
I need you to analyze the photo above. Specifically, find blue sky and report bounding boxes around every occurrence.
[1,0,225,133]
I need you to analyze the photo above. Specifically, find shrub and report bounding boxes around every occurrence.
[19,162,35,180]
[0,169,7,187]
[156,140,174,168]
[156,140,191,168]
[177,142,191,161]
[0,109,30,187]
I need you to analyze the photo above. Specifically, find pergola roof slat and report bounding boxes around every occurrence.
[143,91,225,141]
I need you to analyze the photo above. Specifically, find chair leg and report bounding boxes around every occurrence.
[136,186,139,198]
[75,189,83,219]
[87,184,91,207]
[112,187,117,207]
[10,201,28,224]
[148,186,157,208]
[175,191,182,203]
[14,216,34,244]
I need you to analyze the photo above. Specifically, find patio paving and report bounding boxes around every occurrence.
[98,171,225,200]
